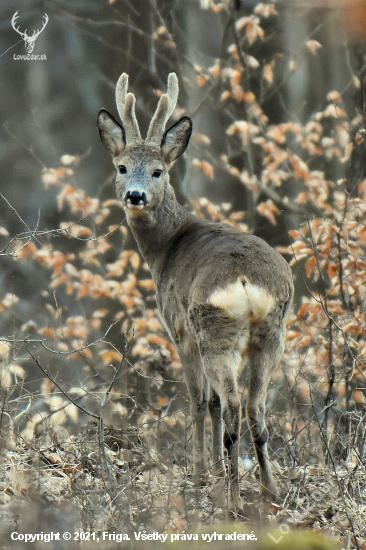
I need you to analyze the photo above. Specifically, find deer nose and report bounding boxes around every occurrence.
[125,190,148,207]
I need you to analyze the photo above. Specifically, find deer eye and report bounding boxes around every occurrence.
[119,165,127,174]
[152,169,163,178]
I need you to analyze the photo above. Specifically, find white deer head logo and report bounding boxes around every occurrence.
[11,11,49,54]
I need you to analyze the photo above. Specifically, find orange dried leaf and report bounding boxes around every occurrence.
[230,70,242,88]
[288,229,302,239]
[291,155,310,179]
[243,92,256,102]
[66,284,74,295]
[171,495,182,510]
[18,242,38,260]
[246,55,260,69]
[305,255,318,278]
[289,59,298,72]
[228,43,239,59]
[263,62,274,83]
[354,390,365,404]
[57,185,76,209]
[327,264,339,278]
[82,348,92,359]
[138,279,156,291]
[297,303,310,318]
[155,26,166,38]
[268,125,286,144]
[276,245,291,254]
[322,104,346,118]
[192,159,214,179]
[254,3,278,17]
[147,335,170,347]
[101,350,122,365]
[211,2,222,13]
[147,335,180,363]
[306,40,322,54]
[133,318,148,331]
[130,253,141,271]
[296,192,309,204]
[327,90,341,104]
[355,130,365,145]
[77,285,89,299]
[208,59,220,78]
[247,21,264,43]
[257,200,280,225]
[121,295,138,309]
[287,330,302,340]
[51,275,70,288]
[40,328,55,338]
[236,16,265,44]
[42,378,56,395]
[198,75,208,87]
[46,453,62,465]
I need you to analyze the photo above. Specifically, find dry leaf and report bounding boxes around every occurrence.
[306,40,322,54]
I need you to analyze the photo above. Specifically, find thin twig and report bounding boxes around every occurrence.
[309,388,360,550]
[27,349,99,420]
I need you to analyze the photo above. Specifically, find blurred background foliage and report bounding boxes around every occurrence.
[0,0,366,539]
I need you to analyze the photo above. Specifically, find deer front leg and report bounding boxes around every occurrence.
[189,383,208,483]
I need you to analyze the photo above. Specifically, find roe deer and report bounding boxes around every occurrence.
[97,72,293,512]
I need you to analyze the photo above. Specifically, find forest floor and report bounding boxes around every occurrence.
[0,422,365,550]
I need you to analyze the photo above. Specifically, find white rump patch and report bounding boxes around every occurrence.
[208,277,275,323]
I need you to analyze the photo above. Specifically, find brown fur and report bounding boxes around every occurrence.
[97,73,294,512]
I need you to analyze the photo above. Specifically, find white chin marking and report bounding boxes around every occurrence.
[208,277,275,323]
[127,203,145,210]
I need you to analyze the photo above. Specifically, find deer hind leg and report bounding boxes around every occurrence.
[247,324,285,499]
[208,387,224,477]
[190,304,249,511]
[204,352,242,510]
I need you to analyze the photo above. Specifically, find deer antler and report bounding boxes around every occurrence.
[146,73,179,145]
[115,73,142,144]
[33,13,49,39]
[114,73,178,145]
[11,11,27,39]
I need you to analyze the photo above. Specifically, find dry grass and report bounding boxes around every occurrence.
[1,416,365,549]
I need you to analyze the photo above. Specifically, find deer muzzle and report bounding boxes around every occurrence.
[125,190,148,210]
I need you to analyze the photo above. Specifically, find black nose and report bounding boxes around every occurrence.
[125,191,147,206]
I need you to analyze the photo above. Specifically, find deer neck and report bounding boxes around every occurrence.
[126,183,192,276]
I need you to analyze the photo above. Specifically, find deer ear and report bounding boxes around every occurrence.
[97,109,126,156]
[161,116,192,163]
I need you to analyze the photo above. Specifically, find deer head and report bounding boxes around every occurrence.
[97,74,192,215]
[11,11,49,54]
